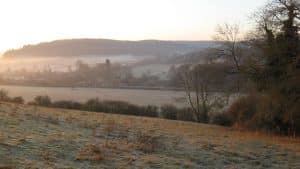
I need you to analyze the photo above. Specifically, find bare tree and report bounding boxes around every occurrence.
[248,0,300,81]
[213,23,245,92]
[182,64,227,123]
[214,23,244,72]
[183,65,208,123]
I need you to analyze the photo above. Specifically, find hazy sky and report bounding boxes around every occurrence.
[0,0,268,52]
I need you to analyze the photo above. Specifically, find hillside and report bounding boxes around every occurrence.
[2,39,215,58]
[0,102,299,168]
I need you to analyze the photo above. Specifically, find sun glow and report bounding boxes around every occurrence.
[0,0,267,52]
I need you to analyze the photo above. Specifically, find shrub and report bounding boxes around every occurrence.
[211,113,232,126]
[0,89,10,102]
[51,100,83,109]
[33,95,52,106]
[227,95,258,128]
[176,107,195,122]
[10,96,24,104]
[160,104,177,120]
[253,93,285,132]
[284,100,300,136]
[27,95,229,125]
[227,91,300,135]
[140,105,158,117]
[0,90,24,104]
[84,98,102,112]
[135,131,164,153]
[102,100,140,116]
[84,99,159,117]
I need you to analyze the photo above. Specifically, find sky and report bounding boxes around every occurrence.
[0,0,268,52]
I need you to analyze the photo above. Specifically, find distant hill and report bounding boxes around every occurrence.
[162,47,220,64]
[2,39,215,58]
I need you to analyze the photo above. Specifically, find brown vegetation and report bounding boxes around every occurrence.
[76,144,104,161]
[0,102,299,168]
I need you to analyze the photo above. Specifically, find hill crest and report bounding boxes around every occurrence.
[3,39,215,58]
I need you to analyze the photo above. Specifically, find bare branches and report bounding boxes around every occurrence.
[214,23,240,43]
[182,67,198,120]
[182,64,229,123]
[214,23,243,72]
[251,0,299,48]
[182,65,209,123]
[268,0,300,23]
[253,0,299,34]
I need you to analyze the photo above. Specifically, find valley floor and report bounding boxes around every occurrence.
[0,102,299,169]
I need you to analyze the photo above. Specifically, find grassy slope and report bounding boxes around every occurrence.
[0,102,299,169]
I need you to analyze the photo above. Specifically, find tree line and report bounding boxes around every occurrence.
[0,89,231,125]
[182,0,300,136]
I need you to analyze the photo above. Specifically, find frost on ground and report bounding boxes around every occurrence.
[0,102,299,169]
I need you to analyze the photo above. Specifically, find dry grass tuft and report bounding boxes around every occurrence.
[45,115,60,125]
[79,120,97,129]
[103,140,118,150]
[104,118,118,134]
[76,144,104,161]
[0,162,16,169]
[40,150,56,163]
[135,130,164,153]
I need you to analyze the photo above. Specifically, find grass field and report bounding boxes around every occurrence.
[0,102,299,169]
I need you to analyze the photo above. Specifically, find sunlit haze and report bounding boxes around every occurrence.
[0,0,268,52]
[0,0,299,166]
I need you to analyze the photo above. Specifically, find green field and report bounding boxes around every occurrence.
[0,102,299,169]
